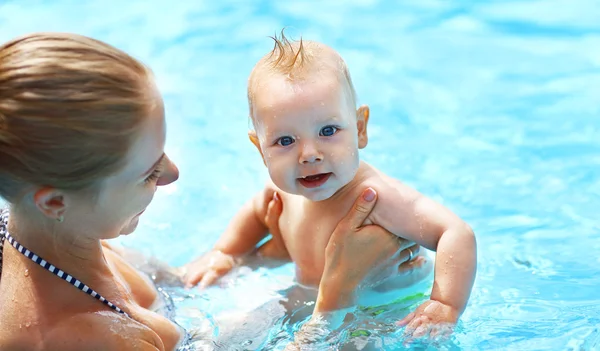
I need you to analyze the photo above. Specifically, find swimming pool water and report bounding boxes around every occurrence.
[1,1,599,350]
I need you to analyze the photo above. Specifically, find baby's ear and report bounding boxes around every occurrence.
[248,130,267,166]
[356,105,369,149]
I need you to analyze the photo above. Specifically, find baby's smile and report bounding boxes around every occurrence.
[297,172,332,188]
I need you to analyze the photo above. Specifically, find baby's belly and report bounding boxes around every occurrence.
[286,241,328,288]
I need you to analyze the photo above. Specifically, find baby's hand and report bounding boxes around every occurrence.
[397,300,459,342]
[183,250,239,289]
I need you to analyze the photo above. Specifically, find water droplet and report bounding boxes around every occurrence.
[24,269,29,277]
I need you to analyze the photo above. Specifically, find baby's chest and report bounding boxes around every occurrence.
[279,200,335,250]
[277,197,350,280]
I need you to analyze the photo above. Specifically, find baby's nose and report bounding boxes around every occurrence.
[301,154,323,164]
[299,143,323,164]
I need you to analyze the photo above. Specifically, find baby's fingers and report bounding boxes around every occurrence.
[429,323,454,341]
[397,312,415,327]
[402,316,431,345]
[198,270,221,290]
[411,318,432,339]
[184,268,207,288]
[404,315,428,337]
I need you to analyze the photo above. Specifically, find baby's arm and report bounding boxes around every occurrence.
[184,181,287,288]
[370,180,476,329]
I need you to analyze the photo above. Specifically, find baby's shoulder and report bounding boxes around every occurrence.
[358,163,413,195]
[357,164,423,219]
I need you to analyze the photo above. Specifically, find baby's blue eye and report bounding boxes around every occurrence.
[277,136,295,146]
[320,126,338,137]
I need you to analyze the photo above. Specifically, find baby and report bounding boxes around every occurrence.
[185,33,476,331]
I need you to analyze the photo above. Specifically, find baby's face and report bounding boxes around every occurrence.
[251,74,367,201]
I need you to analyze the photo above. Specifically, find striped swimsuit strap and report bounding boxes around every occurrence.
[0,209,130,318]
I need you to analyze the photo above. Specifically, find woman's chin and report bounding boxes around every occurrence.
[120,216,140,235]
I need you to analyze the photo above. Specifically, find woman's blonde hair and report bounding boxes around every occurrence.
[0,32,152,202]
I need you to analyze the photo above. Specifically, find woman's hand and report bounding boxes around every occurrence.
[284,188,421,350]
[260,187,420,312]
[259,189,419,296]
[315,187,419,312]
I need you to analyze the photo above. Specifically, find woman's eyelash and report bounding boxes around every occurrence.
[145,168,161,183]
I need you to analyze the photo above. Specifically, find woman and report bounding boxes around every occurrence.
[0,32,419,350]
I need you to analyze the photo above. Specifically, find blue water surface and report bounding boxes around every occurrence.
[1,1,599,350]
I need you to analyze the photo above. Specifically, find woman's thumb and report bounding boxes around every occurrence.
[344,187,377,230]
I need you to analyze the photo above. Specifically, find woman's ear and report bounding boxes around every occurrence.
[33,187,67,221]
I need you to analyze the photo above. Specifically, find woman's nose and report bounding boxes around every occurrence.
[157,155,179,186]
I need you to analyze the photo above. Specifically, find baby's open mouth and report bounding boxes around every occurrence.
[298,173,332,188]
